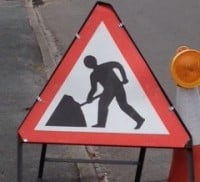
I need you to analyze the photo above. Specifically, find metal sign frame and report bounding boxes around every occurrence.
[17,138,195,182]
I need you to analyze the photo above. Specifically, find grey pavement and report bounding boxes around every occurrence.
[0,0,44,181]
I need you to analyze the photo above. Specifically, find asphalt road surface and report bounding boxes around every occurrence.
[0,0,80,181]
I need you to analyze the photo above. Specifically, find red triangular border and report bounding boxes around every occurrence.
[18,2,190,148]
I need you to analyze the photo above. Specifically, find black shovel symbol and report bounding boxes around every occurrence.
[46,94,101,127]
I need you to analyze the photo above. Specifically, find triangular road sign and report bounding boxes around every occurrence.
[18,2,190,147]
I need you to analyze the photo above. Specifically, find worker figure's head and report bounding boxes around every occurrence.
[84,55,97,69]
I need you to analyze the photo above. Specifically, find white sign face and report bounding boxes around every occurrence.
[35,22,169,135]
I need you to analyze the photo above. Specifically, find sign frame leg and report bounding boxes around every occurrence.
[38,144,47,179]
[135,147,146,182]
[17,136,23,182]
[187,147,195,182]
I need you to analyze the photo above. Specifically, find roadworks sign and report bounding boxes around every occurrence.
[18,2,190,147]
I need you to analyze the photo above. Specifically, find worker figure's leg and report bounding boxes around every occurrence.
[92,93,114,128]
[116,88,145,129]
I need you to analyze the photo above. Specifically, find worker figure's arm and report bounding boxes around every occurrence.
[112,62,128,84]
[86,74,97,103]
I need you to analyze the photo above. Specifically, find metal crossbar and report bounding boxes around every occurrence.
[45,157,139,165]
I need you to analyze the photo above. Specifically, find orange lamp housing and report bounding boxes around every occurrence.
[170,49,200,88]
